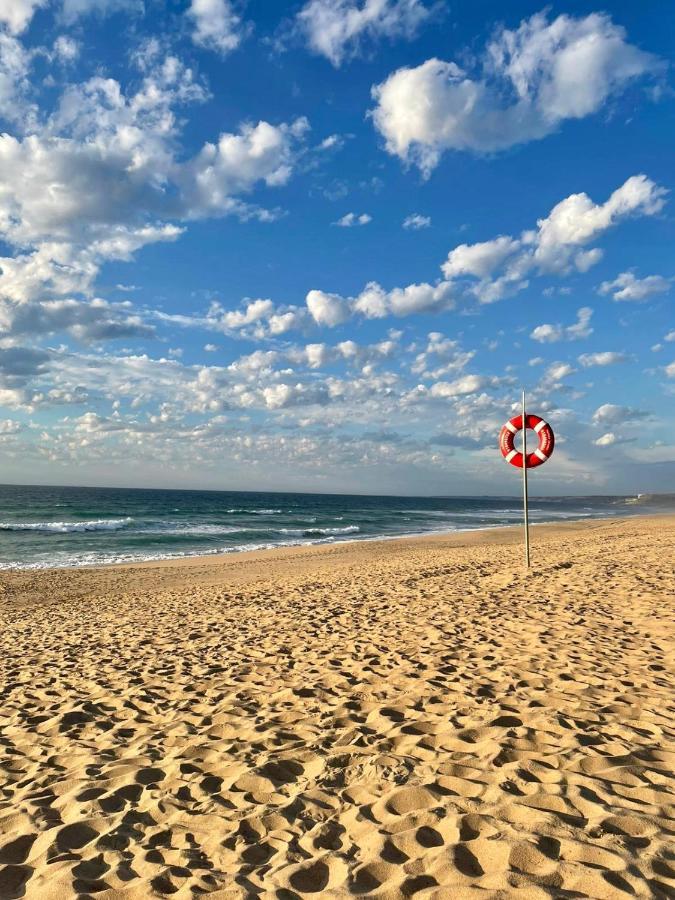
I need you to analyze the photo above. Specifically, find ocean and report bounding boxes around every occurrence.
[0,484,652,570]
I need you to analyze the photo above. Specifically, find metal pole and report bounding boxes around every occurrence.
[522,388,530,568]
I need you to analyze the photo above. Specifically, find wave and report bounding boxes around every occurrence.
[279,525,360,536]
[140,522,245,536]
[225,508,283,515]
[0,517,134,533]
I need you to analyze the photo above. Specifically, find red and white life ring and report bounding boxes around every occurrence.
[499,414,554,469]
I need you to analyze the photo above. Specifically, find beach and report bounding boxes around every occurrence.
[1,515,673,898]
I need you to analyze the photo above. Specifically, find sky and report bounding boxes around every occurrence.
[0,0,673,496]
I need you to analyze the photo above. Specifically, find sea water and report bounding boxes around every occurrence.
[0,484,648,569]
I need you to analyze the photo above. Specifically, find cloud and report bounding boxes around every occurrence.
[371,11,660,174]
[187,0,250,55]
[443,236,520,279]
[666,361,675,378]
[442,175,665,303]
[429,374,486,398]
[578,351,630,367]
[0,0,47,34]
[61,0,142,23]
[296,0,432,67]
[53,35,80,62]
[531,307,593,343]
[403,213,431,230]
[0,346,49,377]
[411,332,474,378]
[0,52,311,344]
[2,297,156,341]
[306,289,351,327]
[592,403,648,425]
[303,175,664,330]
[544,362,576,384]
[598,270,671,301]
[333,212,372,227]
[0,32,36,126]
[594,432,617,446]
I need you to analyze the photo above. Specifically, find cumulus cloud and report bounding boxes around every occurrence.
[403,213,431,230]
[429,374,486,398]
[371,11,660,174]
[306,289,351,327]
[578,351,630,367]
[411,332,474,378]
[544,362,576,384]
[0,296,156,341]
[442,176,665,303]
[0,32,35,126]
[303,175,664,329]
[187,0,249,55]
[333,212,372,227]
[592,403,649,425]
[297,0,432,67]
[0,51,311,345]
[598,270,671,301]
[594,432,617,446]
[353,279,454,319]
[530,307,593,343]
[0,0,47,34]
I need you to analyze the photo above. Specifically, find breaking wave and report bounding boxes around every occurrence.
[0,517,134,533]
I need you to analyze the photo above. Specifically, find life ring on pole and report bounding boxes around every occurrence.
[499,414,554,469]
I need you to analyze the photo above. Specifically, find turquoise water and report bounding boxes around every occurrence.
[0,484,644,569]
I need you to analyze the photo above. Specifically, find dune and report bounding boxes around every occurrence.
[0,516,673,898]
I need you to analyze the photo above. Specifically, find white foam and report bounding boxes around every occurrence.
[0,517,133,533]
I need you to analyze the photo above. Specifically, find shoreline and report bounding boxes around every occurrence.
[0,508,656,575]
[1,513,668,607]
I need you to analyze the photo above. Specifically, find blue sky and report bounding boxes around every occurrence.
[0,0,673,495]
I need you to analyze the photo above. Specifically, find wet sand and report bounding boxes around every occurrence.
[1,516,674,898]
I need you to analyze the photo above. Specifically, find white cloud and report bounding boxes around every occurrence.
[544,362,576,383]
[532,177,666,272]
[355,280,454,318]
[53,35,80,62]
[441,175,665,303]
[594,432,617,446]
[297,0,431,67]
[0,54,311,345]
[333,212,372,227]
[531,307,593,343]
[403,213,431,230]
[578,351,629,367]
[61,0,141,23]
[306,289,351,327]
[0,0,47,34]
[598,270,671,301]
[592,403,648,425]
[0,32,35,126]
[303,175,664,329]
[665,331,675,342]
[429,375,485,398]
[187,0,249,55]
[371,12,660,174]
[666,361,675,378]
[411,332,474,378]
[442,236,520,280]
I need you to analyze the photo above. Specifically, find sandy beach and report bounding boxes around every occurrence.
[1,515,674,899]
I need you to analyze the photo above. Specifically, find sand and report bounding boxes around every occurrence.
[0,515,674,899]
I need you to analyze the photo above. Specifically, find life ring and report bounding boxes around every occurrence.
[499,414,554,469]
